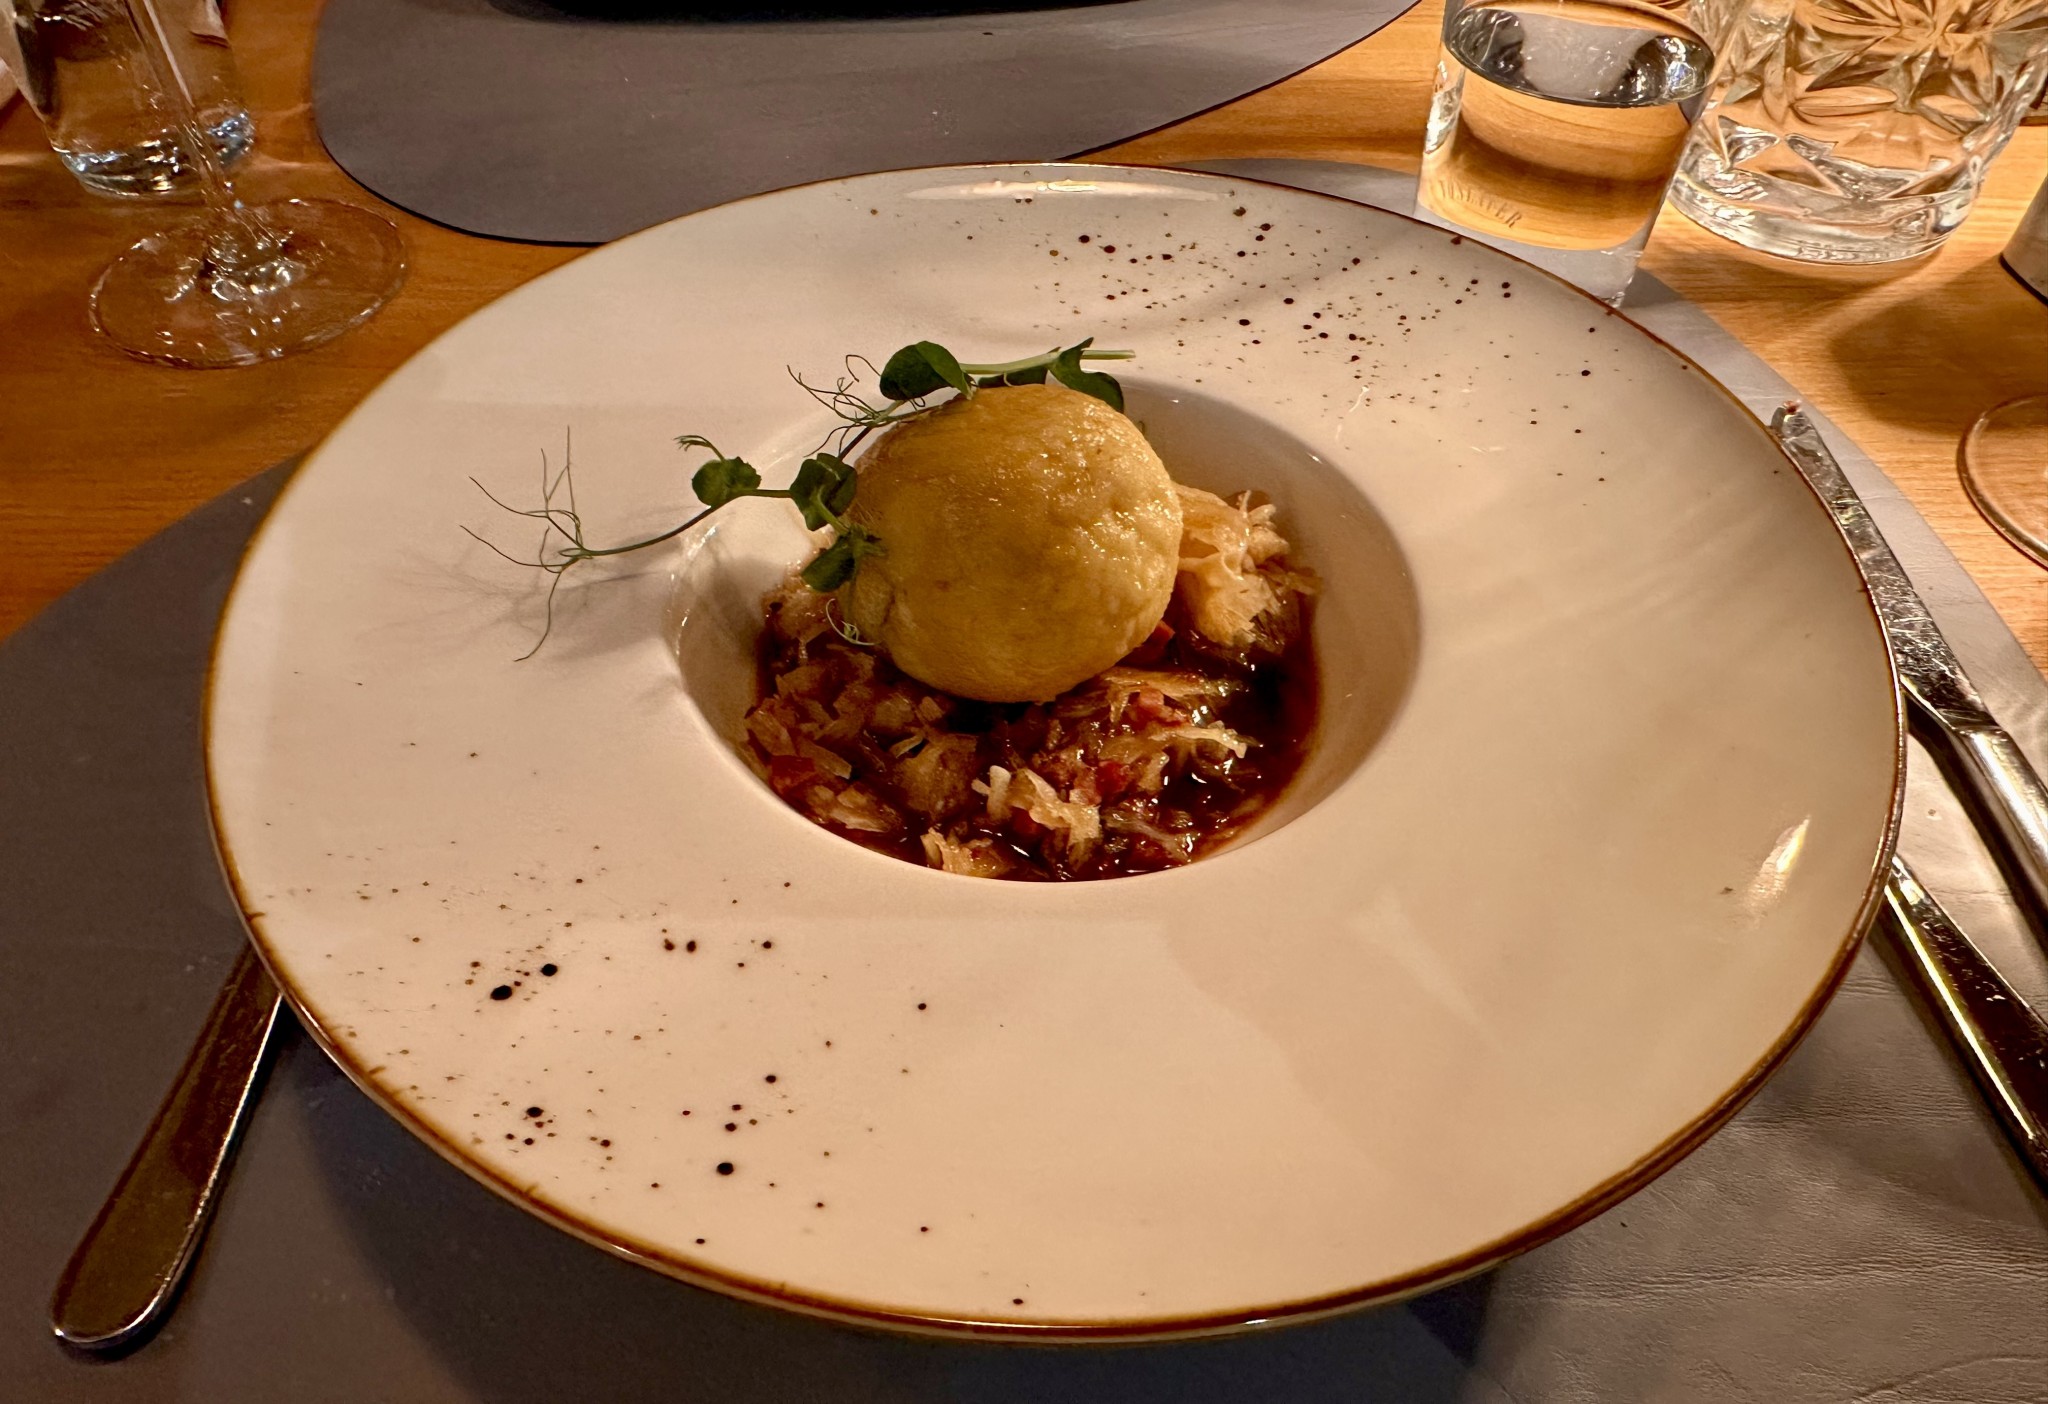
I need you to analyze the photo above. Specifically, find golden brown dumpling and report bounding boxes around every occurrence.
[841,384,1182,703]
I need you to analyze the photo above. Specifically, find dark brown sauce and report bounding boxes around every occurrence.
[744,589,1318,881]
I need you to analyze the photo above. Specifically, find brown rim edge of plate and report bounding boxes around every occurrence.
[199,160,1909,1343]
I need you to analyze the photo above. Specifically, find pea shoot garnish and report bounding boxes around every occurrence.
[466,337,1132,656]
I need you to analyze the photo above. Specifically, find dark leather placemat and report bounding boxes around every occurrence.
[310,0,1421,244]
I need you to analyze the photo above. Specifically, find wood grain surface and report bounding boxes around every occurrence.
[1,0,2044,662]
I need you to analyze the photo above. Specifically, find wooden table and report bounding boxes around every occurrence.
[3,0,2045,661]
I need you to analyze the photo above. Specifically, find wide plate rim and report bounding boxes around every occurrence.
[202,160,1907,1341]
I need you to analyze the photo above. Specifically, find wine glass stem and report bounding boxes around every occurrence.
[119,0,277,270]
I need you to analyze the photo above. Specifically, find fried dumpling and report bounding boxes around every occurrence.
[841,384,1182,703]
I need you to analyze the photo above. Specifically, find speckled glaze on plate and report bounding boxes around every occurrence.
[207,164,1903,1339]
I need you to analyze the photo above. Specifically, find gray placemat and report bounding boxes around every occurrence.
[6,167,2048,1401]
[310,0,1421,244]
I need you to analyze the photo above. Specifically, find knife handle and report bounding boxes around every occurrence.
[1884,854,2048,1193]
[1918,709,2048,950]
[50,944,284,1352]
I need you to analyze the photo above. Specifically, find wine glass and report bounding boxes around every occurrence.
[88,0,405,367]
[1959,395,2048,566]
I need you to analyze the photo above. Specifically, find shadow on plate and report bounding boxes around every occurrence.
[298,1037,1502,1402]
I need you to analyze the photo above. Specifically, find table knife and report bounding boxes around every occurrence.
[1883,853,2048,1191]
[1773,405,2048,943]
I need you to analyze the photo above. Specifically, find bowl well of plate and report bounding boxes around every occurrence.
[207,164,1901,1338]
[671,376,1424,855]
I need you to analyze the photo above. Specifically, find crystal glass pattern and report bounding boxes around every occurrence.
[1671,0,2048,261]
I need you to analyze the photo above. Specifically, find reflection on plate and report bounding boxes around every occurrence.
[207,164,1901,1339]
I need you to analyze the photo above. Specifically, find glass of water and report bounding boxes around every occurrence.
[1417,0,1717,304]
[80,0,404,365]
[0,0,252,197]
[1669,0,2048,262]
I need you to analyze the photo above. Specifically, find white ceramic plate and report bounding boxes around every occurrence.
[208,164,1902,1339]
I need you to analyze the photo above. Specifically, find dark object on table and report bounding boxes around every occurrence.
[2003,175,2048,305]
[310,0,1420,242]
[498,1,1124,20]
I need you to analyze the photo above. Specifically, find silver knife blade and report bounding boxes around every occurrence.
[1774,405,1995,726]
[1774,404,2048,942]
[1884,853,2048,1193]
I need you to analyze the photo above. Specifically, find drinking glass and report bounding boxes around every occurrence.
[1669,0,2048,262]
[1416,0,1718,304]
[0,0,253,197]
[1957,177,2047,565]
[81,0,405,366]
[1960,396,2048,566]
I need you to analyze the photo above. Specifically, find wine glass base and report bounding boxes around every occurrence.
[91,199,406,369]
[1959,395,2048,567]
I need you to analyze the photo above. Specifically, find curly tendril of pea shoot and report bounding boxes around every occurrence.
[464,338,1132,658]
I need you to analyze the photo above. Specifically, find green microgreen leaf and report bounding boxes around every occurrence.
[789,453,859,531]
[801,539,857,592]
[685,434,763,507]
[1048,338,1124,412]
[801,525,884,592]
[878,341,971,402]
[976,362,1049,389]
